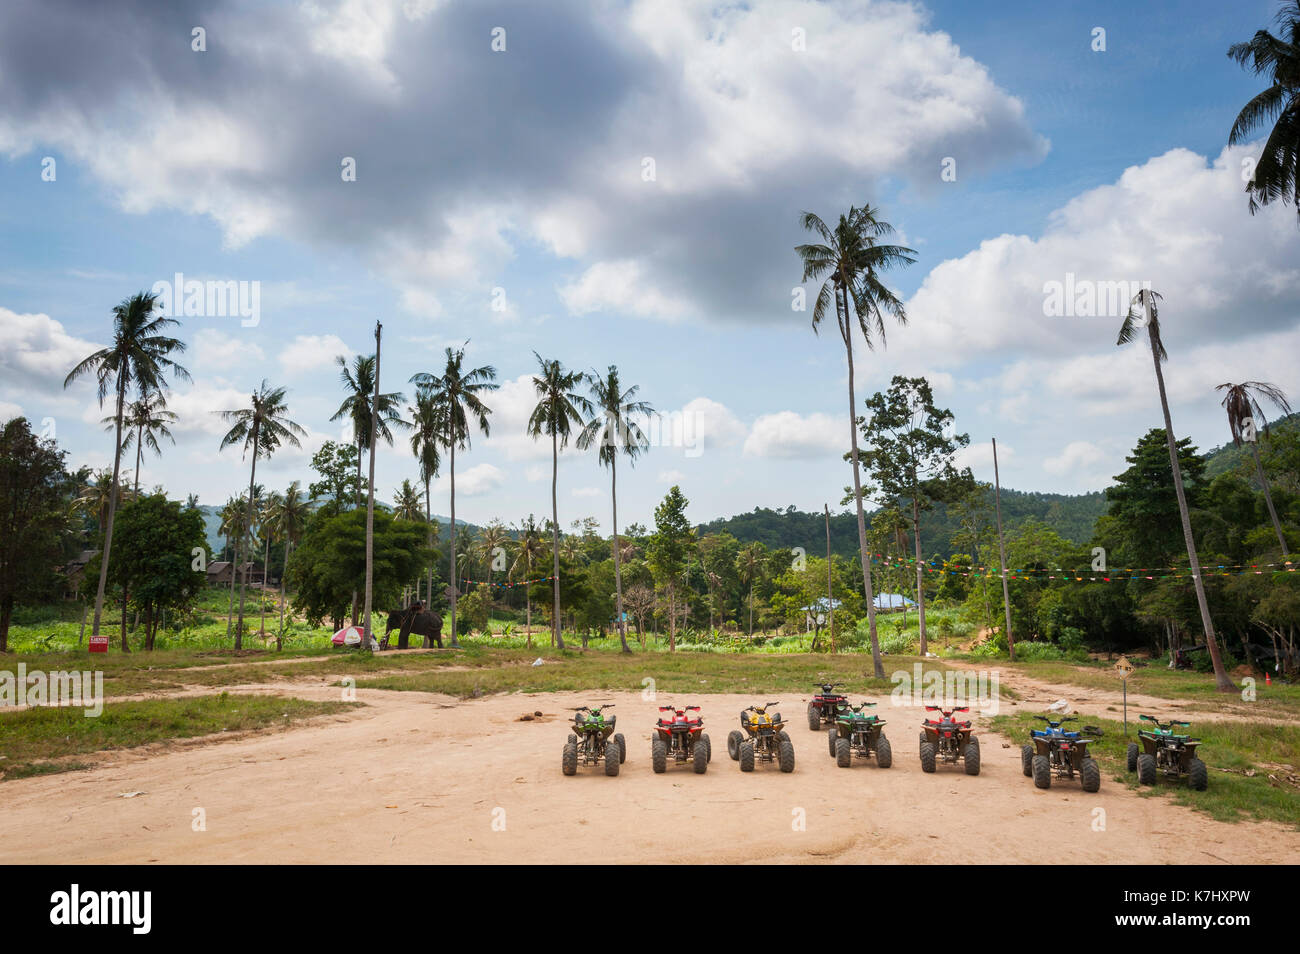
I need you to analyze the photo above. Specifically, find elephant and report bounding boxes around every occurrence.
[385,604,444,649]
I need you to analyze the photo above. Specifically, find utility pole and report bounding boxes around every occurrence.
[364,321,381,649]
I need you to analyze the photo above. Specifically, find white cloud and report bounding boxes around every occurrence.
[279,334,352,375]
[0,307,100,394]
[558,259,693,320]
[1043,440,1106,477]
[743,410,843,459]
[192,328,266,369]
[658,468,686,483]
[435,462,504,497]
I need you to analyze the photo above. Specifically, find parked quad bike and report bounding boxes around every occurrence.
[918,705,979,775]
[1126,715,1208,791]
[1020,715,1100,792]
[807,682,850,731]
[825,701,892,768]
[561,704,625,777]
[652,704,712,774]
[729,702,795,773]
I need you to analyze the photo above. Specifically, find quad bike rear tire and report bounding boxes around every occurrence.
[562,740,578,776]
[779,738,795,773]
[1137,753,1157,786]
[1032,754,1051,789]
[919,731,928,747]
[1126,743,1139,773]
[920,742,936,774]
[827,726,838,757]
[703,733,712,763]
[807,705,821,731]
[836,737,852,768]
[652,738,667,774]
[1021,744,1034,777]
[777,730,791,745]
[739,740,755,773]
[727,730,743,761]
[694,737,708,774]
[614,733,627,764]
[1189,757,1208,791]
[876,736,892,769]
[964,741,980,776]
[605,739,621,777]
[1080,757,1100,793]
[568,733,577,746]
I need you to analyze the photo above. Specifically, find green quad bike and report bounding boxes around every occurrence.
[1127,715,1208,791]
[728,702,795,773]
[561,704,626,777]
[827,701,893,769]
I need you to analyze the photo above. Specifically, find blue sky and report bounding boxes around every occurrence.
[2,0,1297,534]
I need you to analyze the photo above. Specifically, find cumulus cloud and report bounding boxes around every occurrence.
[192,328,266,369]
[0,307,100,394]
[743,410,843,459]
[435,462,505,496]
[279,334,353,375]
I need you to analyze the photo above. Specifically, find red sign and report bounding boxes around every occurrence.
[89,635,109,653]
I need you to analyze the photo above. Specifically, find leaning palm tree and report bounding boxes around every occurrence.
[577,365,654,653]
[796,206,916,678]
[63,291,189,648]
[1216,381,1293,556]
[410,344,497,647]
[331,354,408,507]
[527,354,592,650]
[510,514,546,647]
[105,390,178,495]
[217,381,306,650]
[267,481,311,640]
[408,392,443,606]
[1119,290,1234,692]
[1228,2,1300,218]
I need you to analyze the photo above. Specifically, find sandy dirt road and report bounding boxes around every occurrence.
[3,683,1297,865]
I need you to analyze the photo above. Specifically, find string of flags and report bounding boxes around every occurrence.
[460,576,555,589]
[871,554,1296,583]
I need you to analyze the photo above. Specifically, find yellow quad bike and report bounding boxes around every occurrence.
[727,702,795,773]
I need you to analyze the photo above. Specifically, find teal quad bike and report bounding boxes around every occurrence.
[826,701,892,769]
[1127,715,1208,790]
[562,704,626,777]
[1021,715,1100,792]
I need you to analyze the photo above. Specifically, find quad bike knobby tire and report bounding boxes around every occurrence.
[1189,757,1208,791]
[1080,757,1100,793]
[920,742,936,774]
[777,730,791,745]
[1137,753,1157,786]
[807,705,821,731]
[963,741,980,776]
[615,733,627,764]
[1021,744,1034,778]
[827,727,838,758]
[694,735,709,774]
[919,731,927,747]
[703,734,712,763]
[1032,754,1051,789]
[562,740,578,776]
[1126,743,1139,773]
[605,739,621,777]
[727,730,743,761]
[876,736,892,769]
[739,740,755,773]
[652,738,667,774]
[778,738,795,773]
[836,737,852,768]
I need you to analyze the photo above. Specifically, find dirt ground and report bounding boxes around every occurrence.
[3,671,1298,865]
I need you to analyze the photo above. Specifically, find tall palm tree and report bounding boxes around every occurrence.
[1228,2,1300,218]
[796,206,915,677]
[218,381,306,649]
[527,354,592,650]
[577,365,654,653]
[411,345,497,648]
[257,491,283,637]
[64,291,189,648]
[1119,290,1234,692]
[104,390,178,495]
[511,514,546,647]
[393,479,424,521]
[331,354,408,507]
[73,470,124,533]
[408,392,443,607]
[267,481,311,639]
[1216,381,1293,556]
[735,542,765,636]
[218,495,246,636]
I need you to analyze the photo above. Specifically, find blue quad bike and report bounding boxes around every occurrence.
[1021,715,1101,793]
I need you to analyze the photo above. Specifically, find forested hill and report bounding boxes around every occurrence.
[697,488,1108,559]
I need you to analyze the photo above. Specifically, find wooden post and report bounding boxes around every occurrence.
[992,437,1015,660]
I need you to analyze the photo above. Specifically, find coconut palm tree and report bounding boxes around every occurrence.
[331,354,408,508]
[104,390,178,495]
[257,491,282,637]
[408,392,443,607]
[1119,290,1234,691]
[1228,2,1300,218]
[218,495,247,636]
[73,470,125,533]
[576,365,654,653]
[63,291,189,647]
[796,206,915,677]
[393,479,424,521]
[410,345,497,648]
[267,481,311,640]
[527,354,592,650]
[217,381,306,650]
[511,514,546,647]
[1216,381,1293,556]
[735,542,765,636]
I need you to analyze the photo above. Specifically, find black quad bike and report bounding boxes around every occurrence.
[561,704,626,777]
[807,683,850,731]
[729,702,795,773]
[919,705,979,775]
[651,705,712,774]
[1127,715,1208,791]
[827,701,892,768]
[1021,715,1100,792]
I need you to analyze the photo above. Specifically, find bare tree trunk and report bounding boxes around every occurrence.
[912,495,927,656]
[93,379,127,646]
[825,503,835,654]
[1252,440,1290,557]
[611,456,630,652]
[364,322,380,649]
[551,430,565,650]
[448,441,460,648]
[279,539,289,643]
[992,437,1015,660]
[234,422,260,651]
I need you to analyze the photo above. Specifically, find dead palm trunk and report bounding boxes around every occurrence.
[260,531,270,637]
[912,496,927,656]
[363,323,380,648]
[1251,440,1290,557]
[610,454,631,652]
[550,429,565,649]
[278,538,290,641]
[448,440,460,648]
[233,420,260,651]
[93,378,128,648]
[992,437,1015,660]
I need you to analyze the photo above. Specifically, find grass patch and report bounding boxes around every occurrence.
[0,692,359,781]
[989,710,1300,829]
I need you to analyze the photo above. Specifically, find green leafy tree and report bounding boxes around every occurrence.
[307,441,360,515]
[648,486,694,651]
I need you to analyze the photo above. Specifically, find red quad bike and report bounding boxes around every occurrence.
[808,683,850,731]
[918,706,980,776]
[652,705,712,774]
